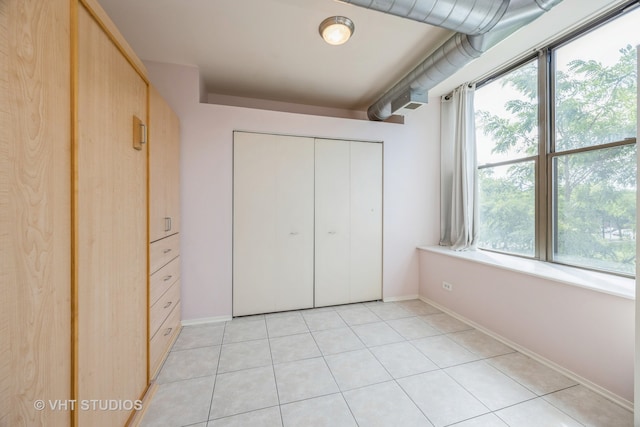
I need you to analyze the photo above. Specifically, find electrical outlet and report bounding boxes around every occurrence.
[442,281,453,292]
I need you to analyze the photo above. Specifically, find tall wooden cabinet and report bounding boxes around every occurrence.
[2,1,179,426]
[148,86,182,379]
[1,0,72,425]
[232,132,382,316]
[75,4,148,426]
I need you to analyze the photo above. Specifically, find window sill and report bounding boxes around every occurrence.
[417,245,635,300]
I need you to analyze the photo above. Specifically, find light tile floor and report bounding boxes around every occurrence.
[141,300,632,427]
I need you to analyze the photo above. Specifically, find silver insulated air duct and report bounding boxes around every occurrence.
[339,0,510,35]
[342,0,564,120]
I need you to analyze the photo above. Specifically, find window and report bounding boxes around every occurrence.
[475,3,639,276]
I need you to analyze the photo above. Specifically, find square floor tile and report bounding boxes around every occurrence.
[495,398,583,427]
[487,352,577,395]
[207,406,281,427]
[281,393,356,427]
[420,313,472,333]
[369,341,438,378]
[335,305,381,326]
[141,376,215,427]
[543,385,633,427]
[445,361,536,411]
[325,349,391,391]
[173,324,225,351]
[449,330,514,358]
[351,322,404,347]
[157,345,220,384]
[302,311,347,331]
[398,370,488,427]
[269,333,321,364]
[273,357,338,404]
[209,366,278,419]
[267,314,309,338]
[312,327,364,355]
[366,303,413,320]
[223,318,267,343]
[411,335,480,368]
[386,317,441,340]
[394,300,442,316]
[217,339,272,373]
[343,381,432,427]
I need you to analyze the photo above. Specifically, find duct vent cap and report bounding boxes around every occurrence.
[391,89,428,115]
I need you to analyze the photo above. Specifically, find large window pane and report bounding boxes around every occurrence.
[475,60,538,165]
[554,7,639,152]
[553,144,636,275]
[478,162,535,257]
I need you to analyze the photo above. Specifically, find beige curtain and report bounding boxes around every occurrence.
[439,84,478,251]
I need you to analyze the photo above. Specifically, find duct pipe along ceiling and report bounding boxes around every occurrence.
[340,0,564,120]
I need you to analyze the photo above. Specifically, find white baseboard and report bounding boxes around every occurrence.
[383,294,420,302]
[418,296,634,412]
[180,315,231,326]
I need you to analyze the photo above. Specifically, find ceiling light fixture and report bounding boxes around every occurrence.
[319,16,354,46]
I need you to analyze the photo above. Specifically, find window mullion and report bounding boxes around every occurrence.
[537,48,551,261]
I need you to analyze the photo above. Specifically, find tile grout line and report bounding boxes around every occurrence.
[265,315,286,427]
[205,320,227,424]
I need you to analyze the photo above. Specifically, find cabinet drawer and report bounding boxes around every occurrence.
[150,280,180,337]
[150,233,179,274]
[150,301,181,378]
[150,256,180,306]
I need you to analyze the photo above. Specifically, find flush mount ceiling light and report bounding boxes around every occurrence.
[319,16,354,46]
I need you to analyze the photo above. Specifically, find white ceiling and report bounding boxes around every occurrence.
[98,0,628,115]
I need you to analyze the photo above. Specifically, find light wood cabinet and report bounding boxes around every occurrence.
[2,0,177,425]
[75,4,148,426]
[148,86,182,379]
[1,0,72,425]
[150,86,181,242]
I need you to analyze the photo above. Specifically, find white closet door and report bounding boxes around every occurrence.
[315,139,350,307]
[350,141,383,302]
[233,132,314,316]
[315,139,382,306]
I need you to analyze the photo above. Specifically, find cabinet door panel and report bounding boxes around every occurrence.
[350,141,383,302]
[76,5,147,426]
[314,139,350,307]
[149,86,180,242]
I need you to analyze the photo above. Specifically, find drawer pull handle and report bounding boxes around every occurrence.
[164,301,173,309]
[163,248,172,254]
[164,327,173,337]
[164,217,172,232]
[163,275,173,282]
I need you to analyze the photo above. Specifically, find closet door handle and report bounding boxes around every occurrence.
[289,232,299,236]
[328,231,336,235]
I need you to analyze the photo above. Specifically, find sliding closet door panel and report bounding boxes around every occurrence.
[274,137,314,312]
[350,141,383,302]
[314,139,350,307]
[233,132,313,316]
